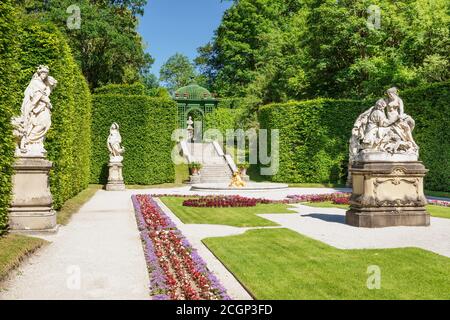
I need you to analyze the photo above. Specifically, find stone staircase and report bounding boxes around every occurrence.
[182,142,234,183]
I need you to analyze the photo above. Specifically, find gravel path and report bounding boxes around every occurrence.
[0,190,150,300]
[2,186,447,300]
[260,204,450,257]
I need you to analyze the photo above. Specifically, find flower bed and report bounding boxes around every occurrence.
[287,193,351,203]
[332,197,350,205]
[427,199,450,207]
[132,194,230,300]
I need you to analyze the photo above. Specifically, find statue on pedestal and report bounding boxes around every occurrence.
[186,116,194,142]
[346,87,429,228]
[106,123,126,191]
[9,65,58,233]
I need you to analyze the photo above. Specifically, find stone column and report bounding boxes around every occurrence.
[8,156,58,233]
[346,157,430,228]
[106,161,126,191]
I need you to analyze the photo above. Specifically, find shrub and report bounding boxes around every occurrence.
[17,17,93,209]
[259,82,450,191]
[91,94,177,185]
[259,99,365,184]
[0,10,93,235]
[94,83,147,96]
[0,1,21,234]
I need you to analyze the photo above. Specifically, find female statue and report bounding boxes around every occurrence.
[107,122,125,162]
[12,65,57,156]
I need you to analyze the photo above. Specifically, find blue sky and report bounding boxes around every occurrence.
[138,0,233,76]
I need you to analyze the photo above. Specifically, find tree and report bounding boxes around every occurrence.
[159,53,196,92]
[18,0,153,89]
[197,0,450,101]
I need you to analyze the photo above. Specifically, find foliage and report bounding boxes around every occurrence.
[91,94,176,185]
[198,0,450,102]
[19,0,153,89]
[188,162,202,170]
[160,53,197,93]
[0,7,92,233]
[94,83,147,95]
[0,0,20,234]
[258,82,450,191]
[95,82,171,98]
[17,17,93,209]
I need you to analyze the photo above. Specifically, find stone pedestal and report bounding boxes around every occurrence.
[8,157,58,234]
[346,161,430,228]
[189,174,201,184]
[106,162,125,191]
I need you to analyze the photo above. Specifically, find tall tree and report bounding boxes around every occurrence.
[197,0,450,101]
[159,53,196,92]
[18,0,153,89]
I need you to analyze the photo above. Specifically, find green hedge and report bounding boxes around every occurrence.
[91,94,177,185]
[17,17,93,209]
[259,82,450,191]
[94,83,147,96]
[0,1,21,234]
[0,6,93,234]
[401,82,450,191]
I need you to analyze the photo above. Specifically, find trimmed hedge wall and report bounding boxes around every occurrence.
[0,1,21,234]
[18,17,93,209]
[94,83,147,96]
[0,6,93,234]
[259,82,450,191]
[91,94,177,185]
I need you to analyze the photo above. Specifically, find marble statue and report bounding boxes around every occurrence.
[349,87,419,163]
[346,87,429,228]
[12,65,57,157]
[107,122,125,162]
[186,116,194,142]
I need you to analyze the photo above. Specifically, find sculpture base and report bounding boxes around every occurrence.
[188,174,202,184]
[346,160,430,228]
[346,208,430,228]
[106,162,125,191]
[8,156,57,233]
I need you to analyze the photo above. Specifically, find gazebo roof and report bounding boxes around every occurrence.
[174,83,216,100]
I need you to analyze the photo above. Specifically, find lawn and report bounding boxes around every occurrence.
[203,228,450,300]
[0,234,46,283]
[302,202,450,219]
[160,197,296,227]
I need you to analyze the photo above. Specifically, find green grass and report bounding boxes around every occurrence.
[175,163,190,184]
[302,201,450,219]
[160,197,296,227]
[57,185,101,225]
[302,201,349,210]
[203,228,450,300]
[428,205,450,219]
[0,234,46,283]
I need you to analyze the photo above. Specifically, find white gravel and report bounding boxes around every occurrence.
[260,204,450,257]
[0,190,150,300]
